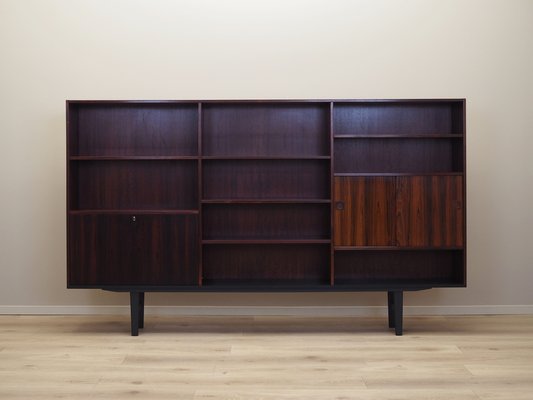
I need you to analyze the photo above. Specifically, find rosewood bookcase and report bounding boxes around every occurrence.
[67,99,466,335]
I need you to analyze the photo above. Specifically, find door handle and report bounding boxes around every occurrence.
[335,201,344,211]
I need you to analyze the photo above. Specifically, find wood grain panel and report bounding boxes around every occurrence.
[333,101,464,135]
[203,204,330,240]
[68,214,198,286]
[72,160,198,210]
[334,250,464,285]
[334,138,463,174]
[203,160,330,200]
[202,244,330,283]
[334,177,395,246]
[202,103,329,156]
[71,103,198,156]
[396,176,463,247]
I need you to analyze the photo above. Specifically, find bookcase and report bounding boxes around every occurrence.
[67,99,466,335]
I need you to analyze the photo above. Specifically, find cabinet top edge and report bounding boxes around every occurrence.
[66,99,466,105]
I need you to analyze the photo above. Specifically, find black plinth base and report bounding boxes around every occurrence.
[127,290,405,336]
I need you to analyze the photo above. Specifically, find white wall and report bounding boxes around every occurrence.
[1,0,532,314]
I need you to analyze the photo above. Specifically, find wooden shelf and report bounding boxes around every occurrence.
[201,199,331,204]
[334,246,464,251]
[334,134,463,139]
[69,209,199,215]
[70,156,199,160]
[202,239,331,244]
[334,172,464,177]
[202,155,330,160]
[333,279,462,287]
[202,278,330,288]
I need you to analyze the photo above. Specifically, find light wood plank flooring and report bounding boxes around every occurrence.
[1,315,532,399]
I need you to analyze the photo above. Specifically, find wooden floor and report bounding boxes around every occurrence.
[0,315,532,399]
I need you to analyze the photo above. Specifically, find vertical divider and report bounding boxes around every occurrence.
[66,102,72,285]
[329,102,335,286]
[197,102,203,286]
[462,100,467,286]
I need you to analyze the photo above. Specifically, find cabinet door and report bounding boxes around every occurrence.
[68,214,198,286]
[396,176,464,247]
[333,177,396,246]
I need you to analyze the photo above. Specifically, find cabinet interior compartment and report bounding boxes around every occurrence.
[202,244,330,285]
[333,101,464,136]
[70,160,198,210]
[69,103,198,156]
[334,250,465,286]
[202,159,330,200]
[334,138,463,174]
[202,204,330,240]
[202,103,330,157]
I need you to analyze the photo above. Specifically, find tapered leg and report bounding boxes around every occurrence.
[130,291,139,336]
[393,291,403,336]
[139,292,145,329]
[387,291,395,328]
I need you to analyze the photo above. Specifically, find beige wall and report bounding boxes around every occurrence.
[1,0,532,314]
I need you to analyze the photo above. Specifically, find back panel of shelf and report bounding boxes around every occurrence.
[202,203,330,240]
[202,244,330,285]
[334,138,463,174]
[68,102,198,156]
[202,159,330,200]
[202,102,330,157]
[334,249,465,286]
[69,160,198,210]
[333,100,464,136]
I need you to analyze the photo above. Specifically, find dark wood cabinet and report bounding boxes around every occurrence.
[67,99,466,336]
